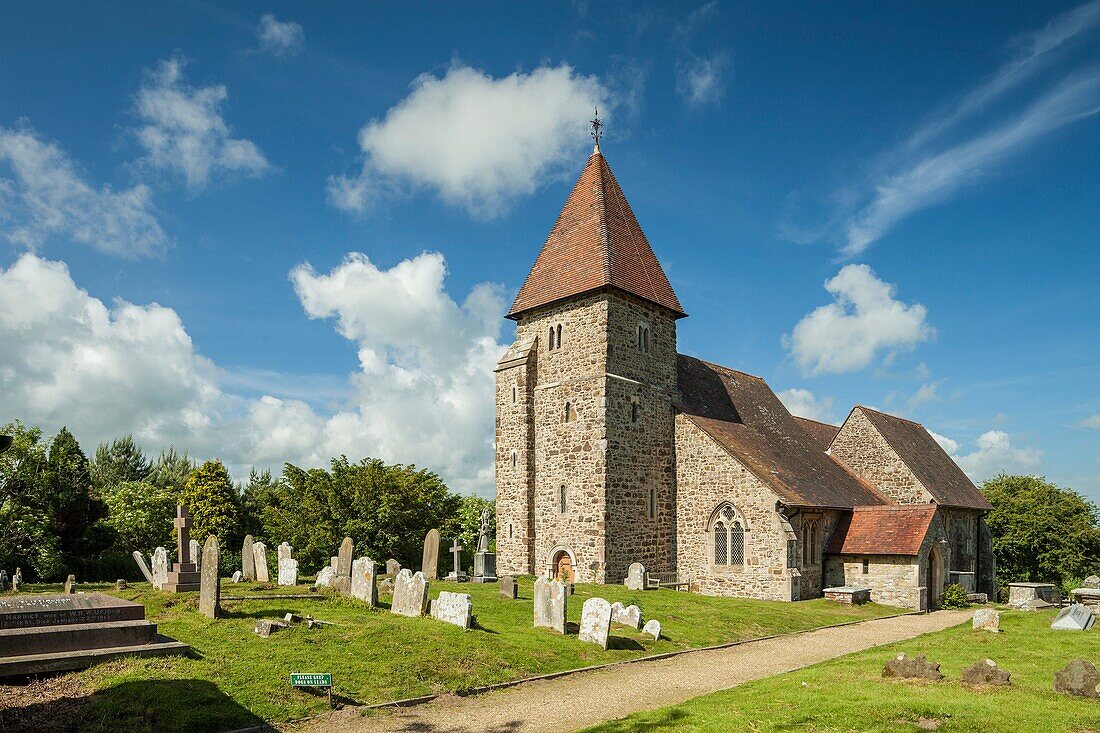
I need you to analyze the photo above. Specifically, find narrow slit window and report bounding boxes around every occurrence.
[556,323,562,349]
[510,450,517,468]
[509,523,514,539]
[511,385,517,404]
[559,484,567,513]
[648,487,656,519]
[630,400,639,423]
[862,558,869,575]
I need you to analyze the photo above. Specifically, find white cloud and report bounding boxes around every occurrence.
[0,125,167,257]
[328,63,608,218]
[134,56,271,191]
[906,381,941,411]
[677,52,732,107]
[1078,414,1100,429]
[776,388,834,423]
[784,264,935,375]
[933,428,1043,481]
[257,14,304,57]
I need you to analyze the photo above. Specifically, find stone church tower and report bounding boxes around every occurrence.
[495,144,686,584]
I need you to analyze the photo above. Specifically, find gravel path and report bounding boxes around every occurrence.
[286,610,969,733]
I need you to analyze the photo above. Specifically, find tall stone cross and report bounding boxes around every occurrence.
[174,505,193,565]
[449,539,464,577]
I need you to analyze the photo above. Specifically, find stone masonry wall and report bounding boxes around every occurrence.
[830,409,932,505]
[675,415,796,601]
[494,347,535,576]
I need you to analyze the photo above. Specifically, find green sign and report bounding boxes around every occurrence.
[291,673,332,688]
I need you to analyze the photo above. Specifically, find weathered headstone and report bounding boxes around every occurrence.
[231,570,243,583]
[446,538,467,581]
[1085,575,1100,589]
[579,597,613,649]
[253,542,270,583]
[314,566,337,588]
[625,562,647,591]
[63,575,76,594]
[190,539,201,572]
[11,568,20,592]
[1054,660,1100,699]
[533,576,567,634]
[642,619,661,641]
[253,619,287,637]
[882,653,944,680]
[972,608,1000,633]
[386,559,401,575]
[278,558,299,587]
[500,575,518,599]
[278,542,292,563]
[351,557,378,606]
[330,556,339,572]
[151,547,169,590]
[611,602,643,629]
[962,658,1011,686]
[116,579,127,591]
[430,591,473,629]
[1051,604,1096,631]
[422,529,442,579]
[132,551,154,584]
[379,577,394,595]
[391,569,429,617]
[198,535,220,619]
[337,537,354,577]
[242,535,256,581]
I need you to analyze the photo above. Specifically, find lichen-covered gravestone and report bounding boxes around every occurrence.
[642,619,661,641]
[198,535,221,619]
[1054,660,1100,699]
[386,559,401,575]
[579,597,613,649]
[351,557,378,607]
[611,601,643,629]
[379,577,394,595]
[390,569,429,617]
[499,575,518,599]
[431,591,473,629]
[231,570,243,583]
[151,547,169,590]
[624,562,647,591]
[337,537,354,577]
[962,658,1011,686]
[278,542,292,564]
[278,559,299,587]
[972,608,1000,633]
[190,539,201,572]
[242,535,256,581]
[63,575,76,594]
[421,529,442,580]
[253,542,270,583]
[314,566,337,588]
[882,653,944,680]
[533,576,567,634]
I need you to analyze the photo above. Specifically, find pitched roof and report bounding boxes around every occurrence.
[507,150,685,320]
[794,416,841,452]
[827,505,939,556]
[677,355,887,509]
[854,407,993,511]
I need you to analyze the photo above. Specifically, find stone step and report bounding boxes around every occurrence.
[0,636,189,677]
[0,619,158,657]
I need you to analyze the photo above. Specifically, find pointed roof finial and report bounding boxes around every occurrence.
[590,106,603,153]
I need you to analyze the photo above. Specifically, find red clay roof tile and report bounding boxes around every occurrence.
[827,504,939,556]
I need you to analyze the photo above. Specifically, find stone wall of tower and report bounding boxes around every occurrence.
[830,409,932,505]
[494,349,535,576]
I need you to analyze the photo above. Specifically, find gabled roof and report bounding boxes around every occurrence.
[508,150,685,320]
[677,355,887,509]
[794,416,841,452]
[827,505,939,556]
[852,406,993,511]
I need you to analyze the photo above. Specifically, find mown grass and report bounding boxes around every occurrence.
[582,608,1100,733]
[1,578,901,731]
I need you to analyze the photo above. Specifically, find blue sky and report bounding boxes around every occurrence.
[0,1,1097,499]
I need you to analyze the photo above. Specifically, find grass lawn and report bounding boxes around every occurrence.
[582,607,1100,733]
[0,577,901,732]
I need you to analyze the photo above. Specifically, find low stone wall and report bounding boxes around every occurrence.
[825,554,924,610]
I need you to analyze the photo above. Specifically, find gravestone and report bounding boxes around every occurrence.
[625,562,647,591]
[115,579,127,591]
[1020,598,1054,611]
[63,575,76,594]
[242,535,256,581]
[962,658,1011,686]
[972,608,1000,633]
[231,571,243,583]
[190,539,201,572]
[379,577,394,595]
[253,542,270,583]
[610,602,643,629]
[500,575,518,599]
[882,653,944,680]
[198,535,220,619]
[390,569,429,618]
[1085,575,1100,589]
[132,551,154,584]
[351,557,378,607]
[163,506,201,592]
[422,529,442,580]
[430,591,473,629]
[1051,604,1096,631]
[278,559,299,587]
[642,619,661,641]
[253,619,287,638]
[331,575,352,596]
[471,506,497,583]
[579,597,613,649]
[330,556,339,572]
[278,542,292,563]
[337,537,354,577]
[533,576,568,634]
[0,570,6,590]
[1008,582,1056,608]
[12,568,22,593]
[314,566,337,588]
[445,538,467,582]
[1054,660,1100,699]
[151,547,169,590]
[386,559,401,575]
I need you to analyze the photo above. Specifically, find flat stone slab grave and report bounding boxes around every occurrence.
[0,593,188,677]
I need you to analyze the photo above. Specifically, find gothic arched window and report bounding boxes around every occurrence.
[710,504,746,566]
[636,322,650,353]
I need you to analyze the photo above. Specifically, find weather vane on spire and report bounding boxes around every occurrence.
[590,106,603,151]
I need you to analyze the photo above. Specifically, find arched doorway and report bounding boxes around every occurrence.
[928,543,945,610]
[552,550,574,583]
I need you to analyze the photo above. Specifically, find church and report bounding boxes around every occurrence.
[493,141,995,611]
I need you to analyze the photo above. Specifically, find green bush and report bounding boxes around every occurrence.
[940,583,970,609]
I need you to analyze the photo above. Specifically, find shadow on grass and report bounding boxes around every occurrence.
[218,608,302,620]
[0,678,267,733]
[391,721,523,733]
[469,618,498,635]
[585,708,691,732]
[607,636,645,651]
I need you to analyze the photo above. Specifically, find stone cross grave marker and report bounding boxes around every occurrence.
[253,542,270,583]
[242,535,256,581]
[199,535,221,619]
[580,597,613,649]
[151,547,169,590]
[278,559,299,587]
[447,538,466,581]
[533,576,567,634]
[132,551,154,584]
[164,506,201,592]
[422,529,442,579]
[337,537,354,577]
[351,557,378,607]
[175,506,192,565]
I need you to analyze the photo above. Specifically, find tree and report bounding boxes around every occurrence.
[0,421,61,578]
[180,460,240,549]
[148,447,195,498]
[451,495,495,559]
[102,480,176,555]
[41,427,111,566]
[239,468,280,542]
[90,435,150,495]
[983,474,1100,589]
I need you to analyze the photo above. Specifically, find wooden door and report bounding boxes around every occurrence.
[554,552,574,583]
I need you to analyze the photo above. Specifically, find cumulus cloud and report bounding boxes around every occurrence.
[134,56,271,191]
[257,14,304,56]
[328,63,608,218]
[776,388,835,423]
[933,428,1043,481]
[1077,414,1100,429]
[0,125,167,257]
[784,264,935,375]
[677,51,733,107]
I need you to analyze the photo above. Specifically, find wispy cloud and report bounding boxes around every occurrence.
[673,2,732,108]
[257,14,304,57]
